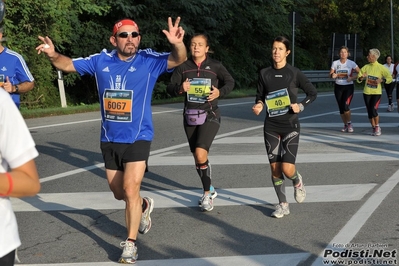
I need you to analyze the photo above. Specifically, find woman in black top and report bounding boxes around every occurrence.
[167,33,234,212]
[252,36,317,218]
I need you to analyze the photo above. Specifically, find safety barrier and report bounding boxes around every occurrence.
[302,70,334,83]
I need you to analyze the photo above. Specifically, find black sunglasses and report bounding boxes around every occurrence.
[115,31,140,38]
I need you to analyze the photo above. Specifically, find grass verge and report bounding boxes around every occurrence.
[20,85,338,119]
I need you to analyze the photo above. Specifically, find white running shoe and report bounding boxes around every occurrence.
[294,174,306,203]
[118,241,138,264]
[200,194,214,211]
[138,197,154,234]
[347,123,354,133]
[271,202,290,218]
[198,185,218,206]
[374,126,381,136]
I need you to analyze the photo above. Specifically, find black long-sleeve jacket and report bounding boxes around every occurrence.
[167,56,235,112]
[255,64,317,128]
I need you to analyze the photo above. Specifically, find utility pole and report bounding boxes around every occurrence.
[288,11,301,67]
[292,11,296,66]
[391,0,394,60]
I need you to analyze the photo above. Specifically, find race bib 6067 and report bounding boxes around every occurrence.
[103,89,133,122]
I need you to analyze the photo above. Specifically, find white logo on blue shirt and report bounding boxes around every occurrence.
[128,67,136,72]
[1,66,7,71]
[102,67,110,72]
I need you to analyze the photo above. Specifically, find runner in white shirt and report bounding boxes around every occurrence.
[330,46,360,133]
[393,61,399,113]
[382,55,395,111]
[0,89,40,266]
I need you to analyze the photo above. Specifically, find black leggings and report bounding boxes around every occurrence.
[264,128,300,164]
[184,114,220,153]
[383,82,395,103]
[334,84,354,114]
[0,250,15,266]
[363,94,381,119]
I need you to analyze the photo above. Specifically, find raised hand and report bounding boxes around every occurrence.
[162,17,185,45]
[36,36,56,57]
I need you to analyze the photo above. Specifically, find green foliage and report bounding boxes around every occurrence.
[301,0,398,67]
[152,82,171,101]
[3,0,112,107]
[3,0,399,109]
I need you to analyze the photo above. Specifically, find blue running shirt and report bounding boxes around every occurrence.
[0,47,35,108]
[73,48,171,143]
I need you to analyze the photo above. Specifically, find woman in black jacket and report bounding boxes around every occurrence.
[167,33,234,212]
[252,36,317,218]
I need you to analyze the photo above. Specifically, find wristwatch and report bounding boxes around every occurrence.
[298,103,304,112]
[15,85,19,93]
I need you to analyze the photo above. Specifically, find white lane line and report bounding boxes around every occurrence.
[26,101,253,130]
[150,153,399,165]
[38,135,399,184]
[39,163,104,183]
[18,252,310,266]
[30,98,397,183]
[214,134,399,144]
[351,111,399,117]
[312,169,399,266]
[37,125,265,184]
[301,122,399,128]
[28,119,101,130]
[12,184,375,212]
[25,92,358,131]
[149,125,262,156]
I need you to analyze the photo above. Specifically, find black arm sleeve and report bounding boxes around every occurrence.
[255,69,267,104]
[297,71,317,107]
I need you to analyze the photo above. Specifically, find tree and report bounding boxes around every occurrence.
[3,0,399,108]
[3,0,111,107]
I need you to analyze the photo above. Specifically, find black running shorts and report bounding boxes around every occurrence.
[100,141,151,171]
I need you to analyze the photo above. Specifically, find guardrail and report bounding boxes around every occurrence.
[302,70,334,84]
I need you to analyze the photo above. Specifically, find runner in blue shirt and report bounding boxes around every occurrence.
[0,26,35,108]
[36,17,187,264]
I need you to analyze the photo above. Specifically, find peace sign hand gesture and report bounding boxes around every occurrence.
[162,17,185,45]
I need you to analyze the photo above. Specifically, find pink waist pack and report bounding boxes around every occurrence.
[184,109,207,125]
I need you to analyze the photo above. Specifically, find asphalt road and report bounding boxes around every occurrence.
[13,91,399,266]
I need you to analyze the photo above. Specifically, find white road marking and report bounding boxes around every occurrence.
[28,119,101,130]
[12,184,375,212]
[19,253,310,266]
[150,153,399,165]
[37,125,399,184]
[312,169,399,266]
[214,134,399,144]
[22,97,397,266]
